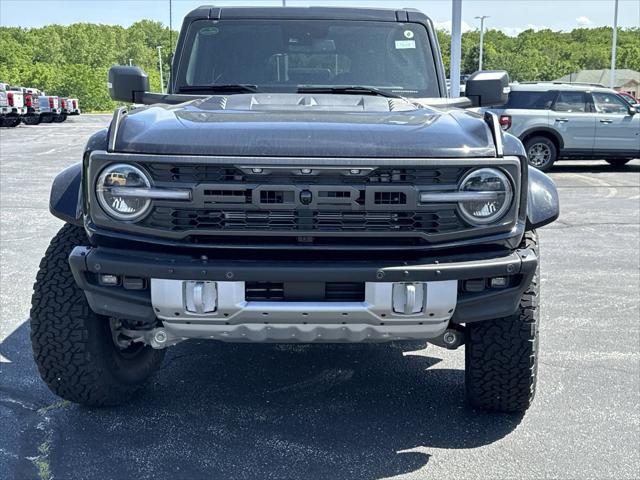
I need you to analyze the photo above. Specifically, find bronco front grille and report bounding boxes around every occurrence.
[89,151,523,249]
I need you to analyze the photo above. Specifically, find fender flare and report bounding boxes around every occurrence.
[526,166,560,229]
[49,162,83,225]
[50,128,108,225]
[519,127,565,150]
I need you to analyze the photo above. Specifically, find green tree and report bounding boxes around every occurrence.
[0,22,638,110]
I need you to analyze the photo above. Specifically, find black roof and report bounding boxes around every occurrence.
[184,6,431,24]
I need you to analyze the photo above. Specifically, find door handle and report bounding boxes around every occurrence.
[599,119,613,124]
[555,118,569,123]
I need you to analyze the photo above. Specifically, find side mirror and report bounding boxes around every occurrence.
[465,70,510,107]
[108,65,149,103]
[629,105,639,115]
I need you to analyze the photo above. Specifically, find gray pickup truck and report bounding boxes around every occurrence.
[31,6,559,414]
[490,83,640,171]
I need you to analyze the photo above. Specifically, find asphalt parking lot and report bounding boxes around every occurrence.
[1,115,639,480]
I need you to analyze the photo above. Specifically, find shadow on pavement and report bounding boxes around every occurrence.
[1,321,522,480]
[549,161,640,174]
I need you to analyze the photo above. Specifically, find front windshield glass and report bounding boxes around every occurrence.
[176,19,440,98]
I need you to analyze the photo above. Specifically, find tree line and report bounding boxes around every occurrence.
[1,21,638,112]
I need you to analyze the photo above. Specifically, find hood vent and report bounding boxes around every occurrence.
[195,93,418,113]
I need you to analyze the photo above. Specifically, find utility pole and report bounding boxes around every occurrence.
[157,46,164,94]
[610,0,618,89]
[450,0,462,97]
[475,15,489,71]
[282,0,286,6]
[128,58,133,66]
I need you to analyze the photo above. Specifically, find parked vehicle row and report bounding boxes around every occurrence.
[486,82,640,171]
[0,82,80,128]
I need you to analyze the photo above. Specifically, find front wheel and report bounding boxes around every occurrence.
[52,113,67,123]
[22,115,42,126]
[30,224,165,406]
[605,158,631,168]
[525,136,557,172]
[465,231,540,413]
[0,117,20,127]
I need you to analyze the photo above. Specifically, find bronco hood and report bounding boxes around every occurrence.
[113,94,498,158]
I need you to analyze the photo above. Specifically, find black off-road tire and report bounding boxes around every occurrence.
[465,230,540,413]
[40,114,53,123]
[605,158,631,167]
[524,136,557,172]
[30,224,165,406]
[1,117,20,127]
[22,115,42,125]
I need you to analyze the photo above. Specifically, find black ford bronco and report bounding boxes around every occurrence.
[31,6,559,413]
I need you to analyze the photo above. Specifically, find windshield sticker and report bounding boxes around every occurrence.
[404,30,414,39]
[200,27,219,35]
[395,40,416,49]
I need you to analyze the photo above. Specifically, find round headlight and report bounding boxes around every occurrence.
[96,164,151,221]
[458,168,513,225]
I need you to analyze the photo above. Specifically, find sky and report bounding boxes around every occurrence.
[0,0,638,36]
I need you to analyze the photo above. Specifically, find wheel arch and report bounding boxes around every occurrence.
[50,128,108,225]
[520,128,564,151]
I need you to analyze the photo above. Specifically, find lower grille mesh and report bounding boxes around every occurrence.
[245,282,365,302]
[145,208,463,234]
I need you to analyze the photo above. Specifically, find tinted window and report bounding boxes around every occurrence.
[177,20,440,97]
[505,90,556,109]
[553,91,587,112]
[592,92,629,114]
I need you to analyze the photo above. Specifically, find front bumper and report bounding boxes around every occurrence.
[1,107,26,115]
[69,245,537,343]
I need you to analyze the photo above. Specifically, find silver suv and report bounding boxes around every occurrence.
[490,83,640,171]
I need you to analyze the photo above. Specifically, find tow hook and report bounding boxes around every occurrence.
[429,327,465,350]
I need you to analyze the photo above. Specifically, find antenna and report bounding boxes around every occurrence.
[168,0,173,92]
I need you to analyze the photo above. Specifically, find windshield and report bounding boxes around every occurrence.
[175,19,440,98]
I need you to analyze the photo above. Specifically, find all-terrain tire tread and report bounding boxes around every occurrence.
[30,224,163,406]
[465,230,540,413]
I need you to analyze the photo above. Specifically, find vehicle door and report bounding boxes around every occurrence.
[549,91,595,152]
[591,91,640,154]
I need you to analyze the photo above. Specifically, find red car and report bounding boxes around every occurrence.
[618,91,639,106]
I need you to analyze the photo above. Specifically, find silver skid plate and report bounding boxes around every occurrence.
[150,279,458,343]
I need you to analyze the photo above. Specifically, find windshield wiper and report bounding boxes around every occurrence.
[179,84,260,94]
[297,85,404,99]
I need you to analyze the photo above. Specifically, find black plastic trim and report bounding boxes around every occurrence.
[68,244,537,324]
[49,163,83,226]
[559,148,640,159]
[71,244,536,283]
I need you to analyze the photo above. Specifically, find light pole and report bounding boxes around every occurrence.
[450,0,462,97]
[157,46,165,94]
[610,0,618,89]
[282,0,286,6]
[475,15,489,71]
